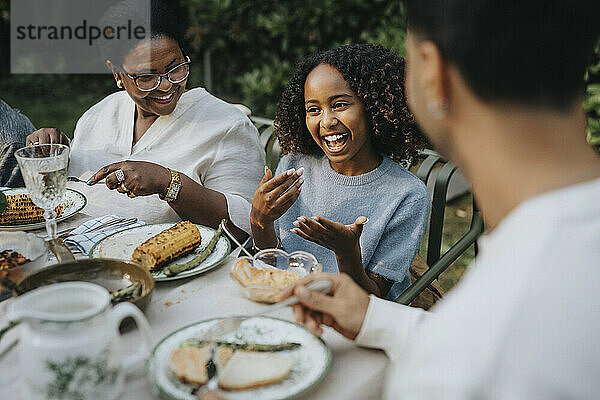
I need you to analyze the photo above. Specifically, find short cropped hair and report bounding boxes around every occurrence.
[98,0,184,65]
[275,44,427,164]
[405,0,600,111]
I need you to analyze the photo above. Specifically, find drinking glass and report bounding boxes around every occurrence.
[15,144,69,239]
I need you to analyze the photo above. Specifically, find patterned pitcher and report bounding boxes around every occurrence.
[6,281,152,400]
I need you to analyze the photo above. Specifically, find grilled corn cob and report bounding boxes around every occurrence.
[131,221,202,270]
[0,194,64,225]
[162,220,224,277]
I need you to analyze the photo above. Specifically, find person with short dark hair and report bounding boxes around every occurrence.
[0,99,35,187]
[26,0,264,240]
[271,1,600,399]
[250,44,430,299]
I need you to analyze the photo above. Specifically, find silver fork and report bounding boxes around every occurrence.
[64,242,83,255]
[55,217,137,239]
[205,344,219,393]
[200,320,230,396]
[55,218,124,238]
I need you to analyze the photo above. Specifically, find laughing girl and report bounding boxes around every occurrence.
[250,44,430,299]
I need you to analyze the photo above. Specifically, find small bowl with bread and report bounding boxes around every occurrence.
[230,249,321,304]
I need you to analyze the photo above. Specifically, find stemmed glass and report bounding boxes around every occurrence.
[15,144,70,239]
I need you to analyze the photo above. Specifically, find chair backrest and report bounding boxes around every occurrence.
[250,116,281,171]
[396,150,484,305]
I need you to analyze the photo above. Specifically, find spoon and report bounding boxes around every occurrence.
[203,279,333,341]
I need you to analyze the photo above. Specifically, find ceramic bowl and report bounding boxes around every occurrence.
[14,259,155,312]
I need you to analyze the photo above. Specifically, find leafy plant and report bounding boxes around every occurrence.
[184,0,407,117]
[585,39,600,154]
[0,1,407,120]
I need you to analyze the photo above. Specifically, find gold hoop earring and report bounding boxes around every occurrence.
[116,80,123,89]
[427,99,448,120]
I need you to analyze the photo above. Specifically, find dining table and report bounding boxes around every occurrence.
[0,212,389,400]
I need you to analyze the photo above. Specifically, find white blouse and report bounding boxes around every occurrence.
[68,88,265,233]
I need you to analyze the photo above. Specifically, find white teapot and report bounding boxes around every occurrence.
[6,281,152,400]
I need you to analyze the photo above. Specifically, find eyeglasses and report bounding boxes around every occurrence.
[120,55,191,92]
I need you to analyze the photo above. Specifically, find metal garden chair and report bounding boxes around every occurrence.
[251,116,281,171]
[396,150,484,305]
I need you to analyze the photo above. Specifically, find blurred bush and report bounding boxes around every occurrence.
[586,39,600,154]
[2,0,598,135]
[184,0,406,117]
[0,0,406,120]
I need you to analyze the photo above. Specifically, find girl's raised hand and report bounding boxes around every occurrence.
[250,166,304,228]
[291,215,368,257]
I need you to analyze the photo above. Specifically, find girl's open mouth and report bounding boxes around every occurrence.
[323,133,349,153]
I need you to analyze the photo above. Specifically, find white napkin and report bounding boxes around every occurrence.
[63,215,145,255]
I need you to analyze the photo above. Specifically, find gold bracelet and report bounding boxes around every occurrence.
[160,169,181,203]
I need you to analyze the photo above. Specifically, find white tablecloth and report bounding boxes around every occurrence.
[0,225,389,399]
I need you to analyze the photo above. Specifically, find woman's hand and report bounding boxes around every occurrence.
[250,166,304,229]
[88,161,171,198]
[291,215,368,257]
[280,273,370,339]
[26,128,70,146]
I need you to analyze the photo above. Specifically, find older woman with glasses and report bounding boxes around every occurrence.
[26,0,264,240]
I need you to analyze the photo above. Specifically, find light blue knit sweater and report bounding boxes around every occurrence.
[274,154,430,300]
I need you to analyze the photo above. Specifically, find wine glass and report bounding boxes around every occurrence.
[14,144,70,239]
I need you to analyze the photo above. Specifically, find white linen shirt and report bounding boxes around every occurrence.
[68,88,265,233]
[356,177,600,399]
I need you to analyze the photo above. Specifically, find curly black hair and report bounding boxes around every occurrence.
[274,44,427,164]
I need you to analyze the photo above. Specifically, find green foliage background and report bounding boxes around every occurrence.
[184,0,406,117]
[585,40,600,153]
[0,0,598,147]
[0,0,406,132]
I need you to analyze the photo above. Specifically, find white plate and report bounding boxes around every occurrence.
[88,223,231,281]
[0,187,87,231]
[146,317,332,400]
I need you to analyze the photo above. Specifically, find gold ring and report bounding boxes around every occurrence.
[120,182,128,192]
